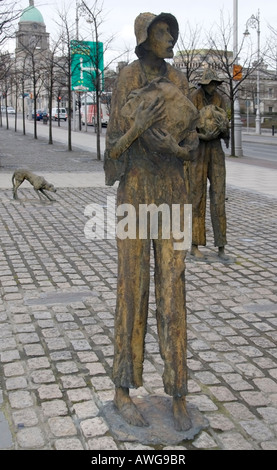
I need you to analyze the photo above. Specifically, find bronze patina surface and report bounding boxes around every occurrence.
[104,12,199,433]
[189,69,230,261]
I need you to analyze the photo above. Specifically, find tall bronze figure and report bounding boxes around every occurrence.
[104,12,199,431]
[189,69,230,260]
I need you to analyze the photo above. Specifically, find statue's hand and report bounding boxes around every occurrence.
[108,98,166,161]
[134,98,166,134]
[143,128,179,154]
[198,127,221,141]
[224,137,230,148]
[143,128,196,161]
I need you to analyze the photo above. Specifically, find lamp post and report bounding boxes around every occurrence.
[75,1,81,40]
[244,10,261,135]
[233,0,243,156]
[74,1,86,131]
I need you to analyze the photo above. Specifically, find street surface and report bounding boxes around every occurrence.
[0,120,276,453]
[3,114,277,161]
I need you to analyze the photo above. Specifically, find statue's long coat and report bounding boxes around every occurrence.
[189,87,229,247]
[104,59,195,396]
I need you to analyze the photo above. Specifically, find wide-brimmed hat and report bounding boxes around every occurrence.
[134,12,179,58]
[198,68,223,85]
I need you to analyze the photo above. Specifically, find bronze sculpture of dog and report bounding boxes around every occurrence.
[12,169,57,201]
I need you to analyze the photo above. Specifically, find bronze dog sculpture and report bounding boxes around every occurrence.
[12,169,57,201]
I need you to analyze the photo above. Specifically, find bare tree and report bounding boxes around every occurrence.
[55,0,127,159]
[42,35,64,144]
[10,62,20,132]
[265,25,277,75]
[0,0,21,46]
[0,51,13,129]
[80,0,131,159]
[0,0,21,128]
[15,53,31,136]
[206,13,266,156]
[54,8,75,151]
[177,22,210,85]
[77,0,109,160]
[16,33,49,139]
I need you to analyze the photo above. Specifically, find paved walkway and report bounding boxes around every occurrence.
[0,125,277,451]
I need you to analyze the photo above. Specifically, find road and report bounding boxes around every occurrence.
[220,130,277,163]
[238,141,276,161]
[2,115,107,156]
[2,114,276,163]
[1,113,107,135]
[223,135,277,162]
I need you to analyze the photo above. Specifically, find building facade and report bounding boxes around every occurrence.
[174,49,277,122]
[14,0,50,115]
[15,0,49,55]
[174,48,233,84]
[240,67,277,116]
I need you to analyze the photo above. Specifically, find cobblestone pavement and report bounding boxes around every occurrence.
[0,128,277,451]
[0,127,104,173]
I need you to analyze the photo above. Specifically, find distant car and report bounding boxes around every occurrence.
[32,109,48,121]
[51,108,67,121]
[7,106,15,114]
[1,106,6,113]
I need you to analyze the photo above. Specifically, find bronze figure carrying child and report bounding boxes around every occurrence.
[104,12,199,432]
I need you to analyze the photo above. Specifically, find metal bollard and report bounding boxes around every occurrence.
[272,125,275,136]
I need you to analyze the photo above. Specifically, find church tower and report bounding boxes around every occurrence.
[15,0,49,57]
[14,1,50,113]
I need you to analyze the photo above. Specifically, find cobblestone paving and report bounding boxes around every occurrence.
[0,129,103,172]
[0,180,277,450]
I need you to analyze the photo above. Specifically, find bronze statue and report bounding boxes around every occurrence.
[104,12,199,432]
[189,69,230,260]
[12,169,57,201]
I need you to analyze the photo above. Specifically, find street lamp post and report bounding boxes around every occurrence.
[233,0,243,156]
[75,0,81,40]
[244,10,261,135]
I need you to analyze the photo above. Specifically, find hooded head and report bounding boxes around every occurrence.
[198,68,223,86]
[134,12,179,59]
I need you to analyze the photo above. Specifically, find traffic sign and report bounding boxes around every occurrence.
[70,40,104,91]
[233,64,242,81]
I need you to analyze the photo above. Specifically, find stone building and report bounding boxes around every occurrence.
[174,49,233,85]
[15,0,50,114]
[174,49,277,121]
[240,66,277,117]
[15,0,49,56]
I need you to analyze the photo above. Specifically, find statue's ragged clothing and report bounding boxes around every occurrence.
[105,59,198,396]
[189,86,229,248]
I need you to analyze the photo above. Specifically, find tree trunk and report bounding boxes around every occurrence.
[22,81,26,136]
[67,81,72,151]
[48,88,53,145]
[96,89,101,160]
[230,98,235,156]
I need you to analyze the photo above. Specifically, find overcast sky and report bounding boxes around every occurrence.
[13,1,277,66]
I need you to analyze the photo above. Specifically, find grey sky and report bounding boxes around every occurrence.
[13,1,277,66]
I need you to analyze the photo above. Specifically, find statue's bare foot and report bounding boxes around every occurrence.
[218,247,230,261]
[114,387,148,427]
[191,244,205,259]
[172,396,192,432]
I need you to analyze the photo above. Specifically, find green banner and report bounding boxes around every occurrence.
[70,40,104,91]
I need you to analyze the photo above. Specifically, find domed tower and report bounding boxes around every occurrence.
[14,1,50,115]
[15,0,49,57]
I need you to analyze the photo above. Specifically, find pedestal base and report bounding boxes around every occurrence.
[189,252,236,265]
[101,395,209,445]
